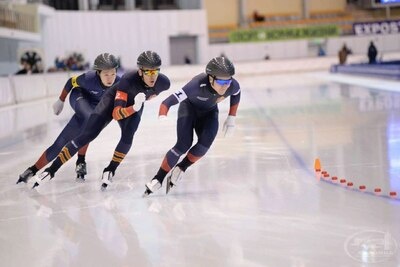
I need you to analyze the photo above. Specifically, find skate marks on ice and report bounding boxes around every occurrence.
[1,72,400,266]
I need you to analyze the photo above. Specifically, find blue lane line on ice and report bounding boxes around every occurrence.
[247,90,313,175]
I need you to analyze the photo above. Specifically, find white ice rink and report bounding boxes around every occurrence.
[1,60,400,266]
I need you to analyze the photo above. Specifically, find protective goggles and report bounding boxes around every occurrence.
[141,68,160,76]
[214,77,232,86]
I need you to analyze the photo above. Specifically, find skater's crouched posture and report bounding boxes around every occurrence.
[17,53,120,184]
[31,51,171,190]
[144,56,241,196]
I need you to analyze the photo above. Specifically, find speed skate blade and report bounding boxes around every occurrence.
[142,188,152,198]
[32,182,39,189]
[166,180,173,195]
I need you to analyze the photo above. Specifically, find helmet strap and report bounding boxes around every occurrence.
[208,75,222,96]
[138,69,144,79]
[138,69,150,87]
[208,74,215,86]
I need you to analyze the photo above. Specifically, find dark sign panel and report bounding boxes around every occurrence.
[373,0,400,6]
[375,0,400,4]
[353,20,400,35]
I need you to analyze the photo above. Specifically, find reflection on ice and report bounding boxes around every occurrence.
[0,71,399,267]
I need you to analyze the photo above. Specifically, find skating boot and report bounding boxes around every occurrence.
[16,167,36,184]
[100,168,114,191]
[166,166,184,194]
[32,168,54,189]
[143,179,161,197]
[75,162,87,182]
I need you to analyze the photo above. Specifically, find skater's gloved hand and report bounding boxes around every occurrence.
[223,115,235,137]
[133,93,146,111]
[52,99,64,115]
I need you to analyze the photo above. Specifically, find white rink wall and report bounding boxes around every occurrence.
[1,52,400,148]
[2,52,400,108]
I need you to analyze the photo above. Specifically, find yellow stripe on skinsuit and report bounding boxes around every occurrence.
[63,147,72,159]
[114,151,125,158]
[112,156,123,163]
[59,153,67,164]
[71,76,79,88]
[59,147,71,163]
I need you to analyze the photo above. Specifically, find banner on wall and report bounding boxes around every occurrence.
[353,20,400,35]
[229,25,339,43]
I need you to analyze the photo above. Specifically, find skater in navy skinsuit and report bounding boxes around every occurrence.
[32,51,171,190]
[143,56,241,196]
[17,53,120,184]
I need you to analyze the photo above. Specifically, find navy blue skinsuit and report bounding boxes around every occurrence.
[46,70,171,178]
[154,73,241,183]
[30,70,120,171]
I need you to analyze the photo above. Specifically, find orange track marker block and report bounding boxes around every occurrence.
[314,158,321,172]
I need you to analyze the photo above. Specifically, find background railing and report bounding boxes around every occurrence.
[0,5,36,32]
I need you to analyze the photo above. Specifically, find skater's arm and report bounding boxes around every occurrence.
[111,77,134,120]
[227,80,241,116]
[58,73,86,101]
[229,90,240,116]
[53,73,87,115]
[112,90,134,120]
[159,89,186,116]
[223,87,241,137]
[112,79,145,121]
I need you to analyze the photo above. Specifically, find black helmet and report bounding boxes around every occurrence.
[93,53,119,70]
[137,51,161,69]
[206,57,235,77]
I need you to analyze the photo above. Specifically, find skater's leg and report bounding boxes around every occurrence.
[75,144,89,181]
[19,90,95,184]
[51,114,110,173]
[177,109,219,171]
[165,109,219,193]
[41,115,81,165]
[17,115,80,184]
[70,88,96,180]
[33,114,111,188]
[144,103,194,196]
[76,144,88,164]
[101,111,142,190]
[69,88,94,122]
[153,110,194,184]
